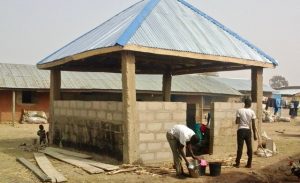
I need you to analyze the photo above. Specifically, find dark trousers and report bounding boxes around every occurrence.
[235,129,252,166]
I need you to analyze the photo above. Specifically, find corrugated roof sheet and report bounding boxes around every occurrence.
[211,76,274,92]
[38,0,277,66]
[0,63,241,96]
[273,89,300,96]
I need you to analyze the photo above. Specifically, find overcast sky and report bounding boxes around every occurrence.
[0,0,299,85]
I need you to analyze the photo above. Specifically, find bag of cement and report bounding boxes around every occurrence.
[25,116,47,124]
[26,110,47,119]
[21,110,48,124]
[263,110,274,123]
[255,147,272,157]
[277,117,291,122]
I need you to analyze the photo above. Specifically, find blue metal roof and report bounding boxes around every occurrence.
[38,0,277,66]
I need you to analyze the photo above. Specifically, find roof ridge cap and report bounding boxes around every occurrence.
[116,0,161,46]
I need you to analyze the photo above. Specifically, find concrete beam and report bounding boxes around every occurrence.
[122,51,138,164]
[251,67,263,135]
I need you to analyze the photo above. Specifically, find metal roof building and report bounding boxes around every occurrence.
[0,63,241,96]
[35,0,278,163]
[211,76,274,93]
[38,0,277,71]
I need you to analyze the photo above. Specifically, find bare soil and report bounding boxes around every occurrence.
[0,120,299,183]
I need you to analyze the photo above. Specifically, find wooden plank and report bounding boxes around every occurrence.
[65,156,119,171]
[16,157,51,182]
[41,149,104,174]
[46,147,92,159]
[34,153,67,183]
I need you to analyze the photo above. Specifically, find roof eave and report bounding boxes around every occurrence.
[37,46,123,70]
[37,45,275,71]
[123,45,275,68]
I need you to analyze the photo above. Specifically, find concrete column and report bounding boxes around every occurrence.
[49,69,61,144]
[12,91,16,126]
[196,96,204,123]
[251,67,263,136]
[162,72,172,101]
[122,51,138,164]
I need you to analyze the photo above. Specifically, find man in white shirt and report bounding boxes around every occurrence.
[234,98,257,168]
[166,124,200,177]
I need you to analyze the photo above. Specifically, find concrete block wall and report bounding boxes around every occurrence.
[210,102,257,157]
[136,102,186,164]
[53,100,123,160]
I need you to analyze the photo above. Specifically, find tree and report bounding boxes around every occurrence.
[269,75,289,89]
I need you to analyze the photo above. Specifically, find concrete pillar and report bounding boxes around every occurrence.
[12,91,15,126]
[122,51,138,164]
[49,69,61,144]
[162,72,172,101]
[251,67,263,136]
[196,96,204,123]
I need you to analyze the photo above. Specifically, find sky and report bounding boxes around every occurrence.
[0,0,299,85]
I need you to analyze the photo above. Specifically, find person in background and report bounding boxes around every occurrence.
[37,124,47,145]
[166,124,200,177]
[234,98,257,168]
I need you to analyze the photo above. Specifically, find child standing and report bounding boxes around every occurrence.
[37,125,47,145]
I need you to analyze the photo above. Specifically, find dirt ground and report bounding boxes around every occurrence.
[0,119,299,183]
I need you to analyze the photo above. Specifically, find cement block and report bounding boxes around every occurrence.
[107,113,113,121]
[67,109,73,116]
[92,101,100,110]
[100,102,107,110]
[164,122,176,130]
[60,109,67,116]
[172,112,186,121]
[147,123,162,132]
[108,102,117,111]
[155,133,166,141]
[139,133,154,141]
[88,110,97,119]
[76,101,84,108]
[73,110,81,117]
[155,112,171,121]
[54,108,60,116]
[140,153,155,161]
[84,102,92,109]
[117,102,123,112]
[136,102,147,111]
[164,102,177,111]
[113,112,123,121]
[214,111,226,120]
[147,142,162,151]
[70,101,76,108]
[156,151,171,159]
[139,123,146,131]
[163,142,170,149]
[138,112,155,122]
[147,102,163,110]
[139,143,147,152]
[80,110,87,118]
[177,103,187,110]
[97,111,106,119]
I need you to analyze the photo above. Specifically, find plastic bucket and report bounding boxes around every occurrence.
[209,162,221,176]
[199,166,206,176]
